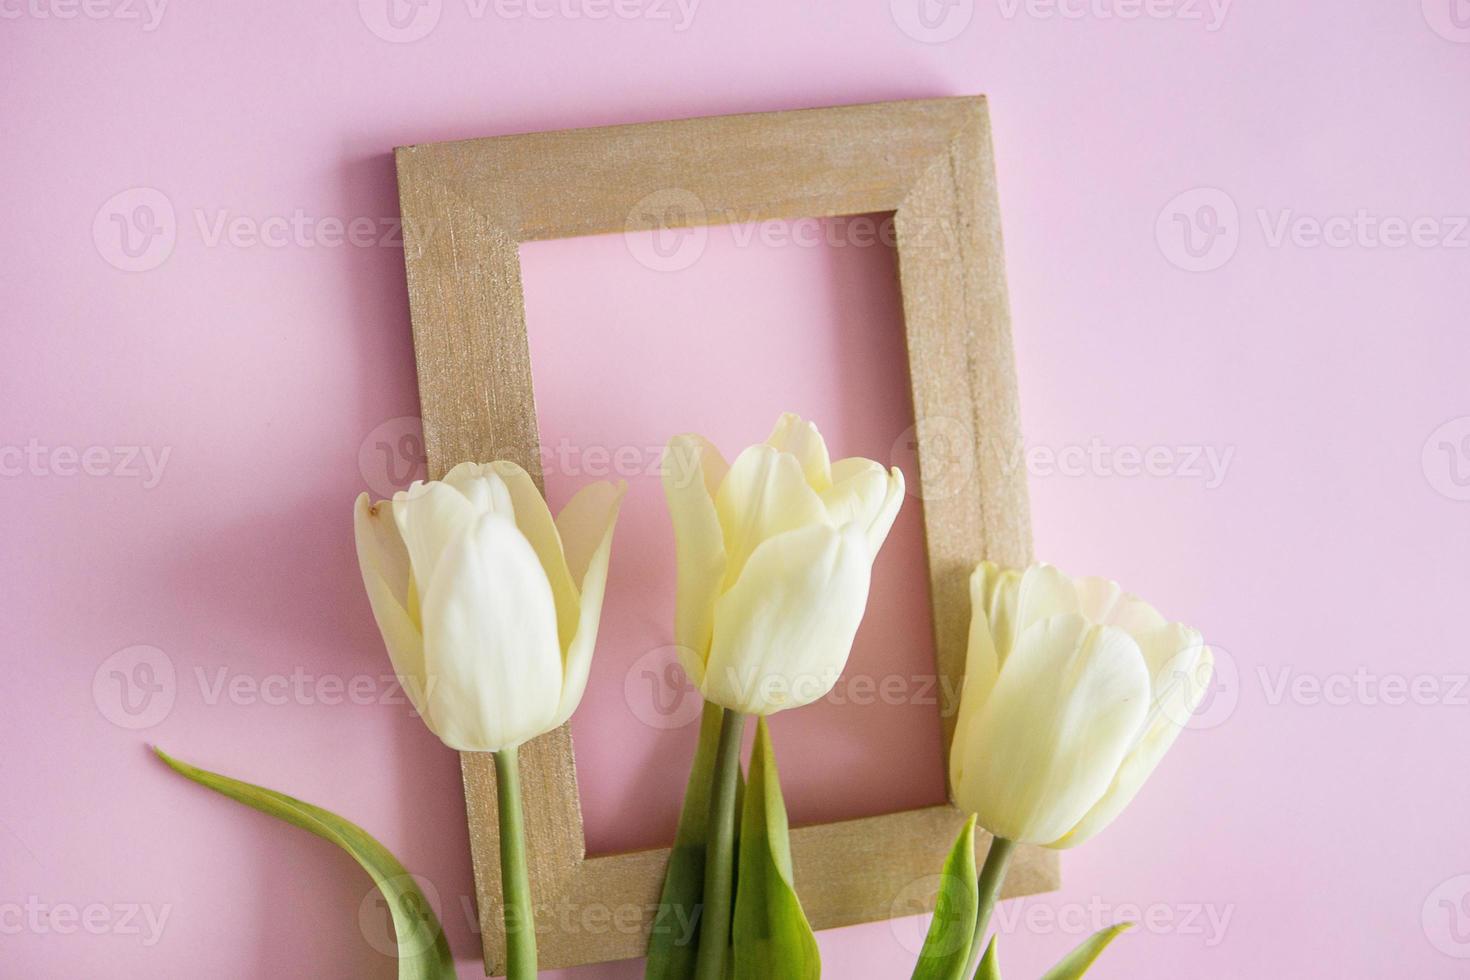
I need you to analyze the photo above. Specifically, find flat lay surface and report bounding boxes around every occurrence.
[4,2,1468,976]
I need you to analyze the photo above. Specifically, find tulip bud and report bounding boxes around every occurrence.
[949,562,1213,847]
[354,461,624,752]
[662,413,905,715]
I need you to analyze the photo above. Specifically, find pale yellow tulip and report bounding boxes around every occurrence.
[354,461,624,752]
[663,413,905,715]
[949,562,1213,847]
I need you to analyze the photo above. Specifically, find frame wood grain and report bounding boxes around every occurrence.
[393,96,1056,976]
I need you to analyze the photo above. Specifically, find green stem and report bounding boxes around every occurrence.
[693,709,746,980]
[964,836,1014,980]
[495,746,536,980]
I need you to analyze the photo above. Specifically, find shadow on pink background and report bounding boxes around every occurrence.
[4,2,1470,978]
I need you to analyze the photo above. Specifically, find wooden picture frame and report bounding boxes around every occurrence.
[394,96,1057,976]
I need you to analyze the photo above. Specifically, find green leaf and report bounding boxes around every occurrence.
[1039,922,1135,980]
[732,718,820,980]
[646,701,726,979]
[910,815,979,980]
[975,935,1001,980]
[154,747,455,980]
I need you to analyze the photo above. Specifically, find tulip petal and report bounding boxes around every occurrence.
[481,461,582,650]
[664,434,730,667]
[948,564,1005,794]
[355,493,414,612]
[555,480,626,588]
[1053,636,1212,848]
[954,615,1150,844]
[441,461,515,518]
[549,481,626,727]
[1015,564,1080,638]
[1074,576,1166,637]
[867,466,906,552]
[820,458,887,527]
[354,494,429,717]
[419,514,562,752]
[716,444,828,589]
[764,413,832,491]
[703,523,871,714]
[392,479,479,592]
[821,460,906,553]
[973,561,1022,667]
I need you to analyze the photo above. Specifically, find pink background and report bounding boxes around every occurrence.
[5,2,1469,977]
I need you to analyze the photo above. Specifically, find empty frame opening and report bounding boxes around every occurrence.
[519,213,948,856]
